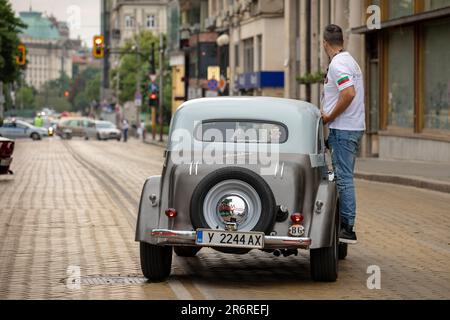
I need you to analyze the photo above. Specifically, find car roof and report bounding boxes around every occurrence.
[170,97,321,155]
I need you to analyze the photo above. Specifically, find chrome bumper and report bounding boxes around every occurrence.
[150,229,311,249]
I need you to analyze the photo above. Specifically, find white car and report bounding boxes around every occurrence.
[93,121,121,141]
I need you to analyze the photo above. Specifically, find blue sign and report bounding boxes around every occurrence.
[208,79,219,91]
[234,71,284,90]
[149,83,159,92]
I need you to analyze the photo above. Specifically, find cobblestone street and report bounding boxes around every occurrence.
[1,138,449,300]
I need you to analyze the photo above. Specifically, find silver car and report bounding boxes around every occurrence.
[136,97,343,282]
[90,121,121,141]
[0,119,48,140]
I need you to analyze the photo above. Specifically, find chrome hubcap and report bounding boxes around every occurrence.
[203,180,261,231]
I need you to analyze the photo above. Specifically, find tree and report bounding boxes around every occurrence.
[0,0,27,83]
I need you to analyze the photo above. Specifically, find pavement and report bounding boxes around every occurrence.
[145,134,450,194]
[0,137,449,300]
[355,158,450,194]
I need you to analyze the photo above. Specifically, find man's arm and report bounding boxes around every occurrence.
[322,86,356,125]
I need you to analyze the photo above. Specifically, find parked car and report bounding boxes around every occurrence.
[0,137,14,175]
[56,117,95,140]
[0,119,48,140]
[90,121,121,141]
[135,97,345,283]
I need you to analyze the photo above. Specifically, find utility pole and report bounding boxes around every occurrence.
[150,42,157,140]
[158,32,164,142]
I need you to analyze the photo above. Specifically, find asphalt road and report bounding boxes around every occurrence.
[0,138,449,299]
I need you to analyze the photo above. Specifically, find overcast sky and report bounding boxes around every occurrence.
[10,0,100,46]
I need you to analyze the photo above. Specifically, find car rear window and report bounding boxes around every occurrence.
[194,120,288,144]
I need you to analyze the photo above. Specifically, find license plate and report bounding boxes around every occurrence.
[196,229,264,249]
[0,158,11,166]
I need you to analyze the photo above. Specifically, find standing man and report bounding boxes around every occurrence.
[122,119,129,143]
[321,24,366,244]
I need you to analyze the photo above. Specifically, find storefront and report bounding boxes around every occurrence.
[354,1,450,162]
[234,71,285,97]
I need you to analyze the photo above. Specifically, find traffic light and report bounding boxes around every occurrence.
[148,92,158,107]
[17,44,26,65]
[64,90,70,98]
[92,35,105,58]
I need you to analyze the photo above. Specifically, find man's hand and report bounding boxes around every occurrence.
[321,111,333,125]
[322,86,356,125]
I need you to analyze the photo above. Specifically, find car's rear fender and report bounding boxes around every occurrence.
[308,180,338,249]
[135,175,163,244]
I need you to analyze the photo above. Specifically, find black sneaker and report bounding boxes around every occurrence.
[339,223,358,244]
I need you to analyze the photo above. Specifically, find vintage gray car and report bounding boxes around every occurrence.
[136,97,347,282]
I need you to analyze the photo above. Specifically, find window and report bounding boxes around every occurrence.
[195,120,288,144]
[146,14,156,28]
[389,0,413,19]
[423,19,450,131]
[243,38,254,73]
[125,15,135,28]
[234,44,240,68]
[387,27,414,129]
[257,35,262,71]
[424,0,450,10]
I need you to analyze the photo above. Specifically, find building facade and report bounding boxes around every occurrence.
[284,0,450,162]
[109,0,168,67]
[19,10,77,90]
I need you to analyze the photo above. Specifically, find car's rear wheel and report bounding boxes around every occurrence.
[140,242,172,282]
[310,206,339,282]
[31,133,40,141]
[174,246,201,257]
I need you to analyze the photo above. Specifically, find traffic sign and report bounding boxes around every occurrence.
[207,66,220,81]
[149,74,157,82]
[135,92,142,107]
[208,79,219,91]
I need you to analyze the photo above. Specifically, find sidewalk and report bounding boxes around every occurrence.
[355,158,450,194]
[142,134,168,148]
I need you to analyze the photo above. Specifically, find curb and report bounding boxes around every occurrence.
[143,140,166,148]
[355,172,450,194]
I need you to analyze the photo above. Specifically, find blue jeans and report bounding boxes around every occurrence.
[328,129,364,226]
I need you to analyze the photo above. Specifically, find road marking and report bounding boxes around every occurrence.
[167,279,194,300]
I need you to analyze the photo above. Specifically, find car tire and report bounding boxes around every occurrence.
[174,246,201,257]
[31,133,40,141]
[140,242,172,282]
[310,208,339,282]
[338,243,348,260]
[190,167,277,235]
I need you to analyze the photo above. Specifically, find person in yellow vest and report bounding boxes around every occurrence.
[34,114,43,127]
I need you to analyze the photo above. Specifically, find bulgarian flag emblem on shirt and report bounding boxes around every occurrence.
[337,75,350,86]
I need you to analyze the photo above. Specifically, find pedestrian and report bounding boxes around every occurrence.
[122,119,129,142]
[34,113,43,127]
[320,24,366,244]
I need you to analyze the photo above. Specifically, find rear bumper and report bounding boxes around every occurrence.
[149,229,311,249]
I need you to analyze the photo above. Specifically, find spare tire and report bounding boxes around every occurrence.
[190,167,277,235]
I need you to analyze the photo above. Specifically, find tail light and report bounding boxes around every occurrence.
[0,142,14,157]
[165,208,177,218]
[290,213,304,224]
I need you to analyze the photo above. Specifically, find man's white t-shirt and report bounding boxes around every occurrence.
[322,52,366,131]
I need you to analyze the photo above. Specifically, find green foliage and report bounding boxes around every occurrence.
[0,0,27,83]
[111,30,172,114]
[296,71,327,85]
[15,85,36,109]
